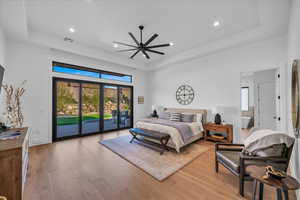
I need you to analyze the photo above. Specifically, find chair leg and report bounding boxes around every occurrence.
[239,175,245,196]
[258,182,264,200]
[252,179,257,200]
[282,189,289,200]
[276,189,282,200]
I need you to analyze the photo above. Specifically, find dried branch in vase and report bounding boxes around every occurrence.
[2,81,26,128]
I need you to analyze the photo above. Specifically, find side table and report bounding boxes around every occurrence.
[247,165,300,200]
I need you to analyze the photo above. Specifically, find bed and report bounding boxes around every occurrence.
[135,108,207,152]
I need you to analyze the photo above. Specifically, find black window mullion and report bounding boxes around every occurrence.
[117,86,120,129]
[99,84,104,132]
[53,80,57,141]
[130,86,134,128]
[79,83,83,135]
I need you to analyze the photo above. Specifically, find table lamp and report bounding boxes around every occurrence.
[212,107,222,124]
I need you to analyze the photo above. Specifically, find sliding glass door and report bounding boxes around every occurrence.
[82,83,100,134]
[53,78,133,140]
[119,86,132,128]
[55,81,80,138]
[103,85,118,131]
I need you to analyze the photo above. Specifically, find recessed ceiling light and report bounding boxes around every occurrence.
[69,27,75,33]
[169,42,175,46]
[213,21,220,27]
[113,43,119,48]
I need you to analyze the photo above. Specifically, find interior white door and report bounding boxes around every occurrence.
[258,82,276,129]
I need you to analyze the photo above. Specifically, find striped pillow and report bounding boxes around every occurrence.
[170,112,181,122]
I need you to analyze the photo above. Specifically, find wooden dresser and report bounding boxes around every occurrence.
[0,127,29,200]
[204,123,233,143]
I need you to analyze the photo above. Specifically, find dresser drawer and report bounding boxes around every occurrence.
[206,126,227,133]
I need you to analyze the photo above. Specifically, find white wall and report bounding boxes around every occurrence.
[287,0,300,198]
[3,40,149,146]
[0,26,6,66]
[149,36,287,143]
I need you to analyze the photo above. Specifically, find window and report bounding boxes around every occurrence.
[53,77,133,140]
[53,66,100,78]
[52,62,132,83]
[241,87,249,111]
[101,73,132,83]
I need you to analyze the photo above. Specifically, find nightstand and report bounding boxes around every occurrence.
[204,123,233,143]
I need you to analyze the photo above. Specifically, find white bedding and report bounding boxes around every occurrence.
[135,120,204,152]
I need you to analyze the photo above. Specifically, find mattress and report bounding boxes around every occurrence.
[135,120,204,152]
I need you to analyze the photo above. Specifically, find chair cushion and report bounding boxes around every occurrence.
[217,151,288,175]
[216,151,241,173]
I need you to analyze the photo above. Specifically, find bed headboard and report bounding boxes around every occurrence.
[165,108,207,124]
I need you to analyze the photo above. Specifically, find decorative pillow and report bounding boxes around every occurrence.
[170,112,181,122]
[181,113,194,122]
[159,112,170,120]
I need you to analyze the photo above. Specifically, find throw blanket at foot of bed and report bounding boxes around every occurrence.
[136,118,201,152]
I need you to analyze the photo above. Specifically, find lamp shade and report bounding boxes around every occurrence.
[156,105,164,113]
[211,107,218,114]
[151,105,157,111]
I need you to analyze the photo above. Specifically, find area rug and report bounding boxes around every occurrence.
[100,135,209,181]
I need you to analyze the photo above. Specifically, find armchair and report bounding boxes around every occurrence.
[215,142,294,196]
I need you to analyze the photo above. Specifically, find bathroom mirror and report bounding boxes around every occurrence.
[291,60,299,136]
[240,68,280,140]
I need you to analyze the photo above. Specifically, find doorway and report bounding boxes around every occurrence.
[254,69,278,130]
[240,68,280,141]
[52,77,133,141]
[257,82,276,129]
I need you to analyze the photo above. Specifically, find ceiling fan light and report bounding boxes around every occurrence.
[113,43,119,48]
[213,20,220,27]
[69,27,75,33]
[169,42,175,46]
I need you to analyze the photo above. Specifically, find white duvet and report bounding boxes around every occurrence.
[135,121,204,152]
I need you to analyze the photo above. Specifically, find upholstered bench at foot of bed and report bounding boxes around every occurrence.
[129,128,170,155]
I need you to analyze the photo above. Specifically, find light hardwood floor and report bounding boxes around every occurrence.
[24,130,296,200]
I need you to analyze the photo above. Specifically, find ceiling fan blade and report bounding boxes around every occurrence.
[147,43,170,49]
[144,34,158,46]
[117,48,138,52]
[130,49,141,59]
[129,32,139,46]
[145,48,165,55]
[113,41,137,48]
[141,49,150,59]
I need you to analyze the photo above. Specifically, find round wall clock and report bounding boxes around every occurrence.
[176,85,194,105]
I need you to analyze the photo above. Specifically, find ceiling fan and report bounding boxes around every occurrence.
[113,25,173,59]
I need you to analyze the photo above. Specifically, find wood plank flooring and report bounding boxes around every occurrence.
[24,130,296,200]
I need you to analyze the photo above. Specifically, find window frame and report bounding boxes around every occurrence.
[52,77,134,141]
[52,61,132,83]
[241,86,249,111]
